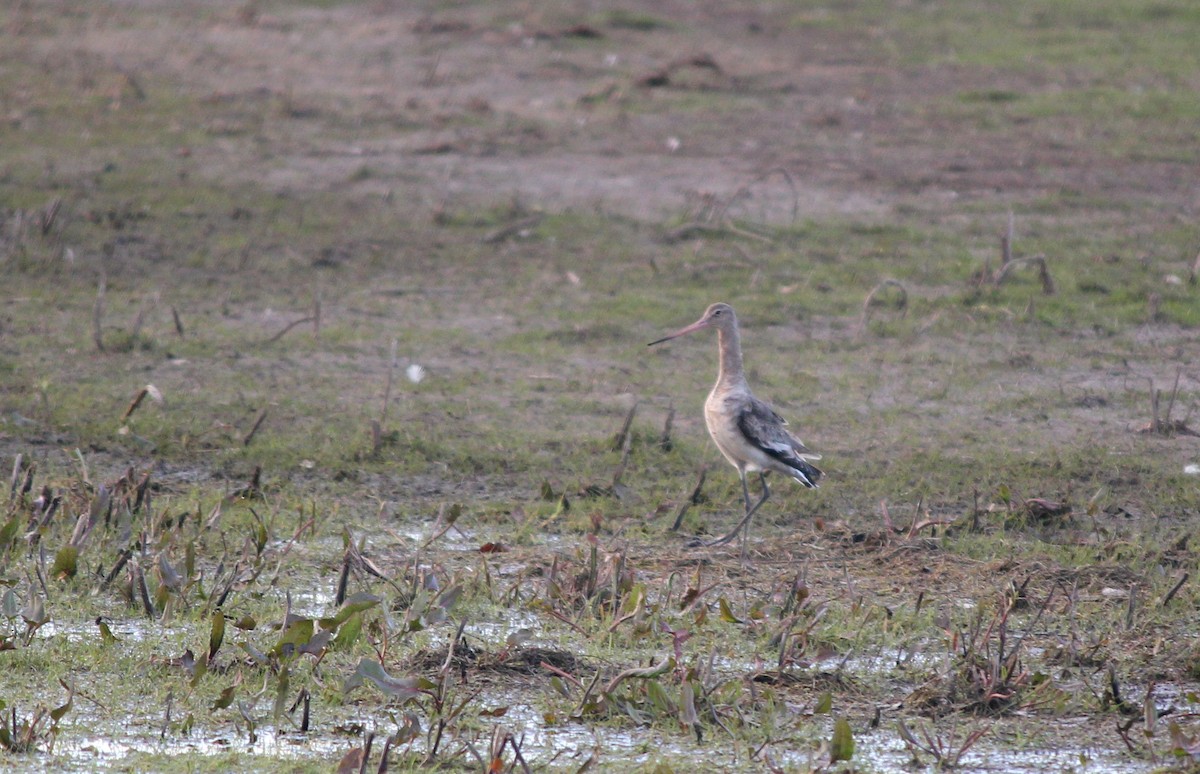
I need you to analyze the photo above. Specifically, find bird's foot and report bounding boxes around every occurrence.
[700,530,742,548]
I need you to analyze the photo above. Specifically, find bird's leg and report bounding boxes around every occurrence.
[738,472,754,561]
[706,471,770,547]
[740,471,753,513]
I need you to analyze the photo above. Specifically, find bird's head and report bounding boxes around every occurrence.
[648,302,736,346]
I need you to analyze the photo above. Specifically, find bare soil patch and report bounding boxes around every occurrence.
[3,1,1200,772]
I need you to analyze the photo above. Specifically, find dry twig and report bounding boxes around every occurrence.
[671,467,708,531]
[855,279,908,337]
[482,213,543,244]
[372,340,399,455]
[264,316,315,345]
[716,167,800,227]
[636,53,724,88]
[992,254,1055,294]
[1000,210,1014,265]
[1162,572,1188,607]
[664,167,799,244]
[39,198,62,236]
[659,403,675,451]
[92,276,107,352]
[242,408,268,447]
[122,388,150,422]
[601,655,673,696]
[1139,368,1197,436]
[1146,292,1161,322]
[610,401,638,452]
[129,292,158,342]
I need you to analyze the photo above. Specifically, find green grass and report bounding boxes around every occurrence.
[3,0,1200,770]
[785,0,1200,72]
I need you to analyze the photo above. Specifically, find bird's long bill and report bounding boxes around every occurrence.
[647,317,708,346]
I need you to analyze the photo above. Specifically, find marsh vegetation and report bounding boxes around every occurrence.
[2,1,1200,771]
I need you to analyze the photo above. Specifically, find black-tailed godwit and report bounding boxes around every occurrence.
[650,302,822,550]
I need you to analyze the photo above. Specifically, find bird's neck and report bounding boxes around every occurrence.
[716,326,747,390]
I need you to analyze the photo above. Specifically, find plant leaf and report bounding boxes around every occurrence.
[434,584,463,612]
[299,629,332,656]
[97,618,119,644]
[239,641,269,666]
[158,553,182,591]
[718,597,742,624]
[0,514,19,553]
[680,680,699,727]
[189,651,208,688]
[645,679,673,714]
[51,680,75,722]
[272,618,314,658]
[2,587,21,618]
[208,612,225,660]
[324,592,380,629]
[273,664,290,724]
[831,716,855,762]
[21,591,47,627]
[343,658,431,700]
[333,611,364,650]
[52,546,79,580]
[211,684,236,710]
[506,628,533,649]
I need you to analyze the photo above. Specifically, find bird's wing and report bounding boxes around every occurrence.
[740,398,821,458]
[737,398,823,487]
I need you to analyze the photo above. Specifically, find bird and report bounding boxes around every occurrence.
[649,302,822,551]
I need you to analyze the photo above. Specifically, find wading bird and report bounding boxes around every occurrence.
[649,302,822,551]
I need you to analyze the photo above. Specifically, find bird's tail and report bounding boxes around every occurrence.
[789,458,822,489]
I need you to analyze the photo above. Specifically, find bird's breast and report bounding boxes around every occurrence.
[704,389,758,470]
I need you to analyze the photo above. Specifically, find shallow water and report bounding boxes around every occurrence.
[848,723,1157,774]
[57,728,350,771]
[12,540,1193,774]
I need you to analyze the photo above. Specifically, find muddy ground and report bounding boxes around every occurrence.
[3,1,1200,772]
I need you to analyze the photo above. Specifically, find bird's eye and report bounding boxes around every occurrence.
[712,310,722,316]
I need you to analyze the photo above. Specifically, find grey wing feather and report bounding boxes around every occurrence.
[741,399,821,459]
[738,399,823,487]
